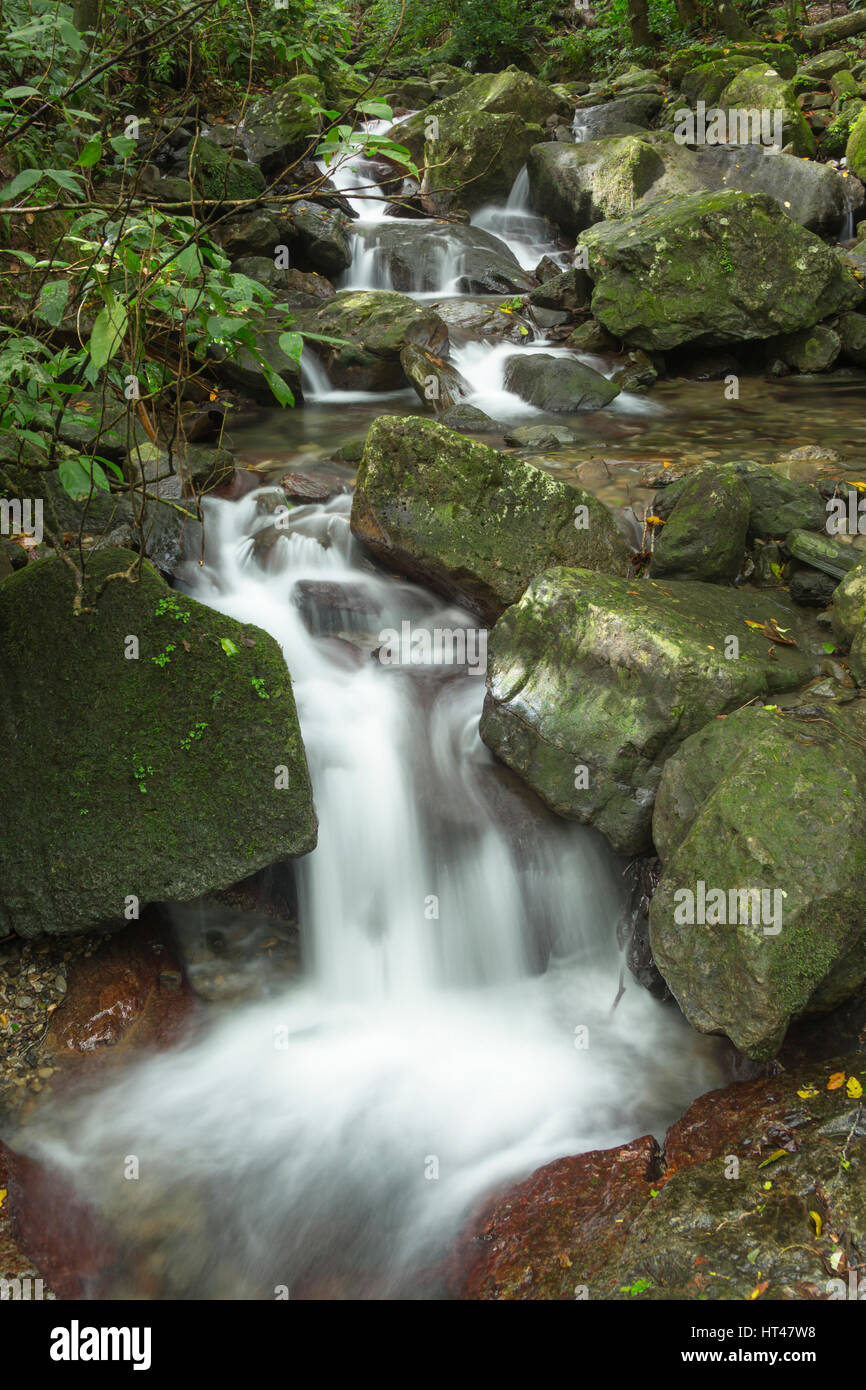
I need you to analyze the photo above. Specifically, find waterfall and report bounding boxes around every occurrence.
[473,166,569,272]
[23,490,723,1298]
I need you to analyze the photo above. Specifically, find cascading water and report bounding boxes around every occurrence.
[25,491,724,1299]
[473,166,569,272]
[15,109,728,1300]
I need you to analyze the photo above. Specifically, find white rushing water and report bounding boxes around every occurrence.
[26,492,723,1299]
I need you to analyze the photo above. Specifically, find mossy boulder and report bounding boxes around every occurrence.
[480,569,819,855]
[281,200,352,277]
[650,705,866,1059]
[838,311,866,365]
[243,74,325,174]
[845,105,866,180]
[400,67,570,215]
[716,63,816,156]
[295,290,448,391]
[350,417,630,623]
[187,137,266,202]
[772,323,842,373]
[669,42,798,84]
[650,469,749,583]
[355,221,533,296]
[653,461,827,540]
[580,190,863,351]
[680,55,769,106]
[573,94,664,139]
[832,555,866,683]
[0,549,316,938]
[821,100,864,158]
[529,133,856,239]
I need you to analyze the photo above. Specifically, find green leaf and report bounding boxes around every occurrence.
[356,100,394,120]
[76,136,102,168]
[109,135,138,158]
[277,331,303,363]
[822,642,836,653]
[262,366,295,408]
[4,85,40,98]
[58,456,110,499]
[220,637,239,657]
[35,279,69,328]
[89,295,128,370]
[44,169,84,195]
[0,168,44,201]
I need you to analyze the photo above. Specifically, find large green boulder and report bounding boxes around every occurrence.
[668,42,798,84]
[0,550,316,938]
[400,67,570,215]
[845,105,866,180]
[653,461,827,540]
[650,705,866,1059]
[187,137,266,202]
[650,469,749,583]
[295,290,448,391]
[716,62,816,157]
[580,190,863,351]
[349,417,630,623]
[243,74,325,174]
[529,132,857,239]
[480,569,819,855]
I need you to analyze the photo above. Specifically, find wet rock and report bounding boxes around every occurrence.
[651,704,866,1059]
[788,565,839,605]
[431,296,533,346]
[480,570,819,854]
[185,136,266,201]
[574,94,663,138]
[581,190,863,351]
[609,348,657,392]
[280,200,352,277]
[771,323,842,373]
[832,553,866,682]
[784,526,859,579]
[295,290,447,391]
[566,319,617,353]
[242,75,325,174]
[504,424,577,448]
[837,311,866,366]
[400,344,472,412]
[230,257,336,309]
[527,268,591,313]
[278,470,350,503]
[125,441,234,494]
[350,416,630,623]
[438,403,501,433]
[293,578,382,638]
[502,353,620,412]
[0,549,316,937]
[452,1135,660,1298]
[650,469,750,584]
[355,221,534,295]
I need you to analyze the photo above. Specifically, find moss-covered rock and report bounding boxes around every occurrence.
[772,322,842,372]
[669,42,798,84]
[845,105,866,180]
[399,67,570,215]
[281,200,352,277]
[480,569,819,854]
[243,74,325,174]
[187,137,266,202]
[350,417,630,623]
[650,704,866,1059]
[837,311,866,365]
[832,555,866,683]
[581,190,863,351]
[295,290,448,391]
[716,63,816,156]
[650,469,749,583]
[0,549,316,938]
[654,461,827,540]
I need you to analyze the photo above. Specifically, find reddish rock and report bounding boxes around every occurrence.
[451,1135,660,1300]
[43,920,197,1100]
[663,1069,807,1176]
[0,1139,119,1298]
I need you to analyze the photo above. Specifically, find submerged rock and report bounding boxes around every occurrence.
[581,190,863,351]
[354,221,534,296]
[480,569,819,854]
[350,417,630,622]
[400,343,471,412]
[0,549,316,938]
[651,704,866,1059]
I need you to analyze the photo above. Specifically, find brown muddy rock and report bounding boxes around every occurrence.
[455,1055,866,1300]
[0,1139,119,1298]
[44,921,197,1092]
[452,1135,659,1299]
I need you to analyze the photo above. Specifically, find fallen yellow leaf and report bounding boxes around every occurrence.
[798,1086,819,1099]
[809,1211,822,1237]
[846,1077,863,1100]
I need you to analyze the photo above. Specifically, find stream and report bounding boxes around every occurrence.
[29,126,851,1301]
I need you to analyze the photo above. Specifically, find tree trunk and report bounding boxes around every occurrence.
[674,0,700,26]
[802,10,866,46]
[627,0,652,47]
[72,0,101,32]
[712,0,756,39]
